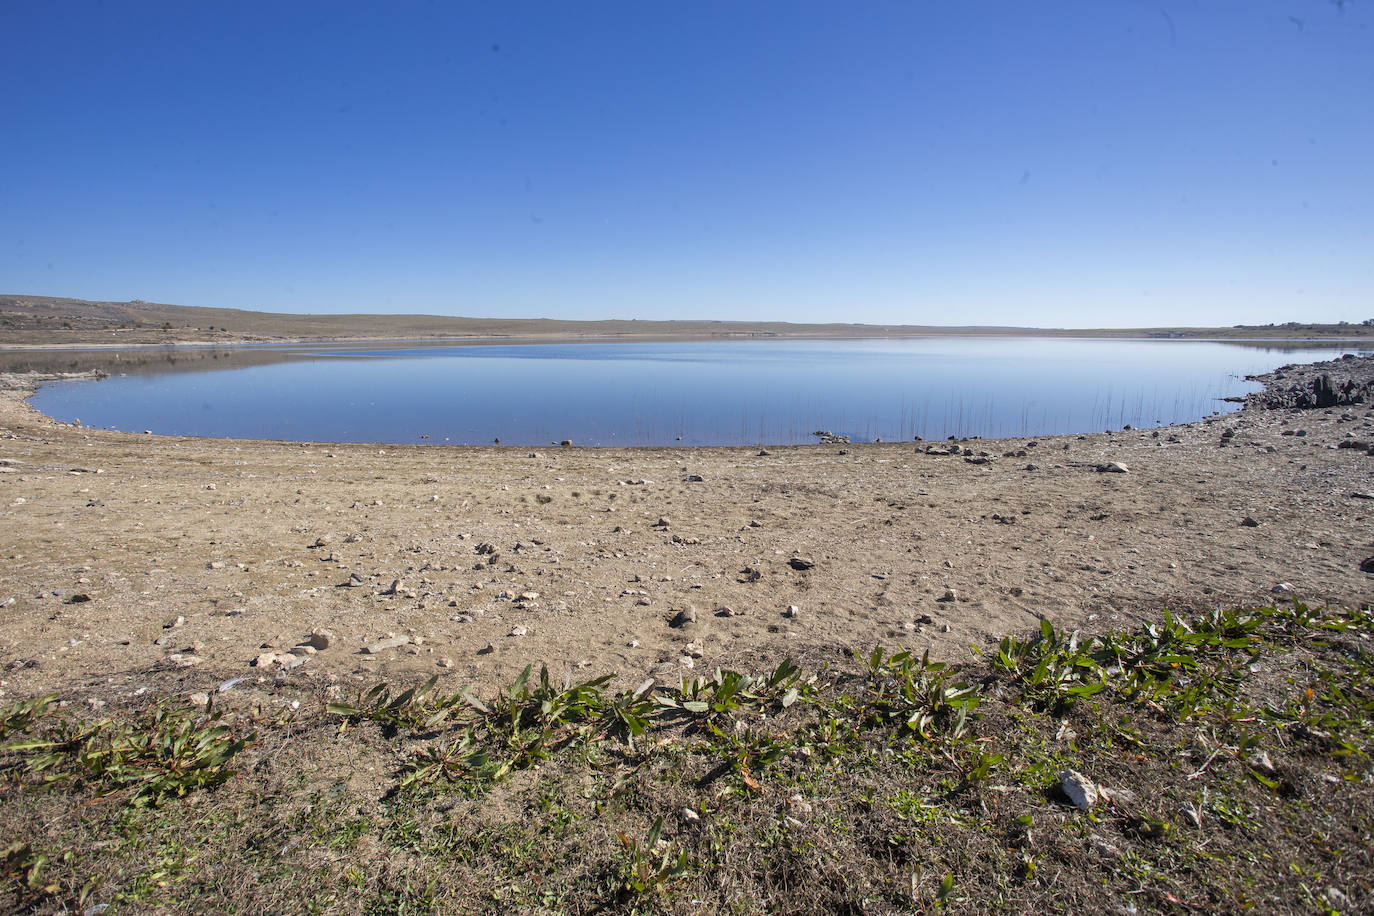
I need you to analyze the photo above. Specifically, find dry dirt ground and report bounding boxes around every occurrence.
[1,358,1371,712]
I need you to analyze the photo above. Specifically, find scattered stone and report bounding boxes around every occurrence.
[757,449,770,456]
[312,536,332,548]
[1096,462,1129,474]
[741,566,762,582]
[560,439,573,447]
[653,516,671,527]
[208,560,226,569]
[1247,750,1277,775]
[305,630,333,650]
[344,573,365,588]
[509,625,528,637]
[188,692,210,707]
[670,606,698,629]
[1272,582,1295,594]
[784,605,800,618]
[788,556,816,571]
[1360,557,1374,574]
[362,635,411,654]
[218,678,246,692]
[438,657,454,668]
[684,474,704,482]
[165,616,185,629]
[684,641,705,658]
[939,588,958,603]
[1060,769,1099,810]
[65,593,91,604]
[681,808,701,825]
[289,645,316,657]
[1240,516,1261,527]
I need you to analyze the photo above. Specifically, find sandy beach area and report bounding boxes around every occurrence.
[0,355,1370,708]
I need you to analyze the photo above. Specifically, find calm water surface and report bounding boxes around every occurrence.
[29,338,1370,446]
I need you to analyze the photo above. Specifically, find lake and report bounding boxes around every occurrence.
[25,338,1371,447]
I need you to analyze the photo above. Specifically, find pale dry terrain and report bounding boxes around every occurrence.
[1,357,1371,711]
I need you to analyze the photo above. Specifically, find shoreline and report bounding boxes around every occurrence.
[0,353,1370,705]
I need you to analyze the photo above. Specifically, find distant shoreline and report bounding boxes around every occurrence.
[3,293,1373,349]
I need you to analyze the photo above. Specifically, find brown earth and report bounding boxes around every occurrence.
[0,355,1371,712]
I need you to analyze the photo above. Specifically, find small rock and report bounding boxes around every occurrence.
[362,635,411,654]
[312,536,332,548]
[1324,887,1354,911]
[681,807,701,824]
[1272,582,1295,594]
[305,630,333,650]
[939,588,958,602]
[438,657,454,668]
[784,605,800,618]
[1247,750,1277,775]
[684,474,704,482]
[208,560,226,569]
[290,645,317,657]
[653,516,671,527]
[509,625,528,637]
[670,606,698,629]
[188,692,210,707]
[1361,557,1374,574]
[345,573,365,588]
[684,642,705,658]
[253,652,283,668]
[1240,517,1260,528]
[1060,769,1099,810]
[1096,462,1129,474]
[788,556,816,571]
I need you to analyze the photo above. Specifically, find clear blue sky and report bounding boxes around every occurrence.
[3,1,1371,327]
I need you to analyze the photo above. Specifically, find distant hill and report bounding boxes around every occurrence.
[2,293,1371,347]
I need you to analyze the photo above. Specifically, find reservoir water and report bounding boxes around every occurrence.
[25,338,1370,447]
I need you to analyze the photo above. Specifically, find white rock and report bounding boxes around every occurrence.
[362,635,410,654]
[1060,769,1099,810]
[681,808,701,824]
[509,625,528,637]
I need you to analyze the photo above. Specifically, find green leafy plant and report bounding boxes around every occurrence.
[616,817,690,900]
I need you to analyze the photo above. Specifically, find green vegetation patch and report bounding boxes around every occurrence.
[3,600,1373,913]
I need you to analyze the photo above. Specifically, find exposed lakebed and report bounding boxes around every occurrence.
[24,337,1372,446]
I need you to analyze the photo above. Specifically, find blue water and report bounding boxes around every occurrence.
[29,338,1369,446]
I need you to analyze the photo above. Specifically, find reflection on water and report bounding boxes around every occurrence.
[22,338,1372,446]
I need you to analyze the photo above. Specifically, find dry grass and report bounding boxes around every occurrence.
[3,600,1372,914]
